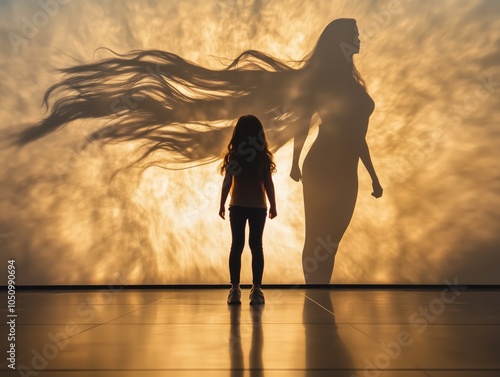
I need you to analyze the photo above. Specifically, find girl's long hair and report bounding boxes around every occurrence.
[219,114,276,176]
[15,18,364,170]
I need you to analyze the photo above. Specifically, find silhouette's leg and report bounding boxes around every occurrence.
[229,207,247,285]
[301,177,339,284]
[302,233,338,285]
[301,154,357,284]
[248,208,267,285]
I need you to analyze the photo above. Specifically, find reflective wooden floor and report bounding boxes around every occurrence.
[1,288,500,376]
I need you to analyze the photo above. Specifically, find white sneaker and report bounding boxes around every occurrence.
[249,287,265,305]
[227,287,241,305]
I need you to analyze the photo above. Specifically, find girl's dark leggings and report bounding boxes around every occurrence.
[228,206,267,285]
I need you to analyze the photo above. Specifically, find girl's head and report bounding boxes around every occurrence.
[231,114,266,150]
[220,115,276,175]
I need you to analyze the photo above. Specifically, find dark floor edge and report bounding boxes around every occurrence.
[2,284,498,291]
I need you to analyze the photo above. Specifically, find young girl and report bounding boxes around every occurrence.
[219,115,277,305]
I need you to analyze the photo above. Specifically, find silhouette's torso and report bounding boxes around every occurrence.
[306,79,375,175]
[316,79,374,142]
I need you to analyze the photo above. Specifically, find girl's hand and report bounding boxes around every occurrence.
[371,180,383,198]
[290,164,302,182]
[219,205,226,219]
[269,206,277,219]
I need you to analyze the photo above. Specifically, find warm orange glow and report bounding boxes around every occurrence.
[1,0,499,284]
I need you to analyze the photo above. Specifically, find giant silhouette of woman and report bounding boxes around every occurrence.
[15,18,382,284]
[290,19,383,284]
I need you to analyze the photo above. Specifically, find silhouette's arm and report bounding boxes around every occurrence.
[290,115,312,181]
[264,169,277,219]
[219,172,233,219]
[359,139,383,198]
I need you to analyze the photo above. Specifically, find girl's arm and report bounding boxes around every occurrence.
[264,169,277,219]
[359,138,383,198]
[219,172,232,219]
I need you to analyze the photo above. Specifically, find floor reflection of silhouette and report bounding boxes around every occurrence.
[228,305,264,377]
[303,289,354,377]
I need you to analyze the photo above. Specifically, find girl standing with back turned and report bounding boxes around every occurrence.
[219,115,277,305]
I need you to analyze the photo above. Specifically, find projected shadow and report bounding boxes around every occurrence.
[290,21,382,284]
[15,18,382,284]
[228,305,264,377]
[303,289,354,374]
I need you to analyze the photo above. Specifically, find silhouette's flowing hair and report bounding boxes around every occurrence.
[15,18,364,170]
[219,114,276,176]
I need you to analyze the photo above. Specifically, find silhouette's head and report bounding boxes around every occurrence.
[309,18,360,68]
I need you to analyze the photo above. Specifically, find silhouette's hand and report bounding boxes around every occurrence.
[290,164,302,182]
[219,205,225,219]
[269,206,277,219]
[371,180,383,198]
